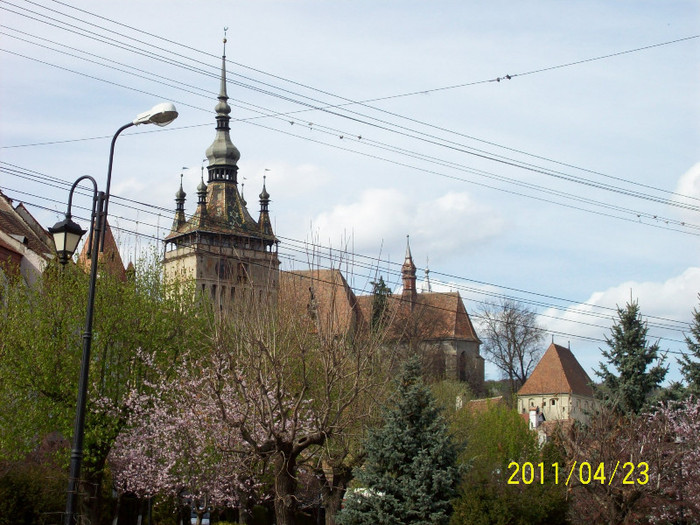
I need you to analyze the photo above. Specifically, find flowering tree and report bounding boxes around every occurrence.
[556,399,700,524]
[111,281,393,525]
[110,351,262,524]
[639,398,700,523]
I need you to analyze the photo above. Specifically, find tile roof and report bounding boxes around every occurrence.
[0,190,54,258]
[355,290,480,342]
[517,343,595,397]
[279,269,361,335]
[278,269,481,347]
[465,396,505,413]
[77,219,126,281]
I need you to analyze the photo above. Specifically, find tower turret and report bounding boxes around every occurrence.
[401,235,417,306]
[204,37,240,183]
[170,172,187,233]
[163,35,280,309]
[259,175,274,237]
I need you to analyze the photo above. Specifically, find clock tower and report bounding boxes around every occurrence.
[163,40,280,310]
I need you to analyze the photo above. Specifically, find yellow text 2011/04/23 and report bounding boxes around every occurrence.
[507,461,649,486]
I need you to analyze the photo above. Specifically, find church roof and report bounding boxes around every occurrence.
[279,269,361,335]
[517,343,595,397]
[355,290,480,343]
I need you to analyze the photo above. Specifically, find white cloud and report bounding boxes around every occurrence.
[242,161,331,199]
[673,163,700,223]
[539,267,700,381]
[311,188,504,257]
[543,267,699,340]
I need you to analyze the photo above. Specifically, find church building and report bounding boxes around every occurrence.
[163,41,279,308]
[356,238,484,394]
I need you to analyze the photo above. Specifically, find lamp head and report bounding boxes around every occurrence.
[132,102,179,127]
[49,216,86,265]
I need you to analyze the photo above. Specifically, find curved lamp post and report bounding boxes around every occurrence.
[48,102,178,525]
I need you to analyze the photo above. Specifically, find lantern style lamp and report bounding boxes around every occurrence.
[48,215,87,265]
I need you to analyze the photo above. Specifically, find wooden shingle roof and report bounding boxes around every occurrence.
[517,343,595,397]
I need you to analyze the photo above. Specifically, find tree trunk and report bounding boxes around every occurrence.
[273,453,298,525]
[111,492,121,525]
[81,468,105,525]
[322,465,352,525]
[237,489,253,525]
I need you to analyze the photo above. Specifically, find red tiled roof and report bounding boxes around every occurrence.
[465,396,504,413]
[356,290,480,342]
[517,343,595,397]
[78,219,126,282]
[279,269,361,335]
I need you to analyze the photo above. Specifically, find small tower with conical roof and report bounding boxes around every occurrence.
[171,173,187,232]
[164,37,280,309]
[401,235,417,306]
[258,175,274,237]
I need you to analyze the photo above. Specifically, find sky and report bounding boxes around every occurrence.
[1,0,699,384]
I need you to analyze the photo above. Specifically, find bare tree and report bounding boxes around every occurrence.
[206,282,394,525]
[477,298,545,395]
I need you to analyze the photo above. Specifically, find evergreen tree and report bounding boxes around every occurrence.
[337,357,459,525]
[595,300,667,414]
[680,296,700,397]
[370,276,392,331]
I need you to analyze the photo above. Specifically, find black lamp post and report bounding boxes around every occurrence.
[49,102,178,525]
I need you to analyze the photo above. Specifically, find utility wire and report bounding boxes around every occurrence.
[2,1,698,208]
[1,177,691,335]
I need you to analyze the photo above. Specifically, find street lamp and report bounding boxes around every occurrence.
[49,102,178,525]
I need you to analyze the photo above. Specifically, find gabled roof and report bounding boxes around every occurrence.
[355,290,480,343]
[0,189,54,258]
[78,219,126,282]
[517,343,595,397]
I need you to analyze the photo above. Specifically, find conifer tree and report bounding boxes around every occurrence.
[337,357,459,525]
[370,276,392,331]
[595,300,667,414]
[680,296,700,397]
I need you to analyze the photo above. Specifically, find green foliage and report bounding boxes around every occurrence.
[370,276,392,331]
[0,461,66,525]
[0,253,207,519]
[337,357,459,525]
[450,403,567,525]
[680,295,700,397]
[595,300,667,414]
[431,380,472,417]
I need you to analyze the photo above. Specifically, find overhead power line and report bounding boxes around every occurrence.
[7,188,693,353]
[0,174,692,337]
[1,0,698,211]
